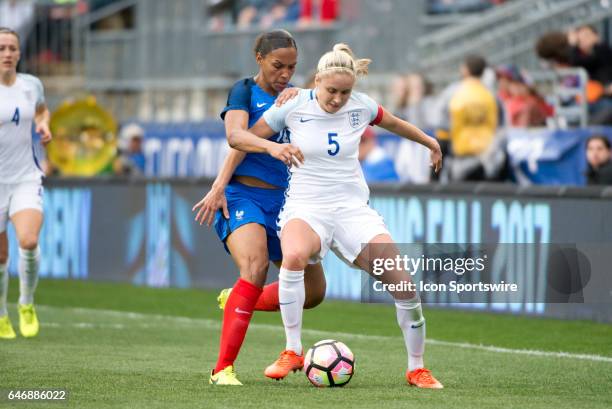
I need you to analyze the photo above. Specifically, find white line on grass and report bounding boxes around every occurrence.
[33,304,612,364]
[425,339,612,363]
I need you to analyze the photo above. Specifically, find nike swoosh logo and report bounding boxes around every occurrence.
[300,118,315,123]
[256,103,267,108]
[234,307,252,315]
[279,301,296,305]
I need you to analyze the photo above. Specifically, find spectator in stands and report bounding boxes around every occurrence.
[358,127,399,183]
[496,65,552,127]
[114,123,146,176]
[404,73,438,130]
[260,0,300,28]
[567,25,612,125]
[390,73,438,128]
[567,25,612,93]
[495,64,516,106]
[207,0,240,31]
[436,54,500,181]
[585,135,612,185]
[389,74,409,118]
[389,73,439,184]
[237,0,276,29]
[237,0,299,29]
[536,30,612,125]
[0,0,34,49]
[535,31,571,68]
[298,0,338,27]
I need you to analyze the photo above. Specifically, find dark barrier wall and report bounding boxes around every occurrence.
[121,121,612,185]
[5,179,612,322]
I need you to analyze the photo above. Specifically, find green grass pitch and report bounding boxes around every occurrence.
[1,279,612,409]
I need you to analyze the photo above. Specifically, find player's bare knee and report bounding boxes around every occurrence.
[282,249,309,271]
[0,252,7,265]
[239,255,268,287]
[18,235,38,251]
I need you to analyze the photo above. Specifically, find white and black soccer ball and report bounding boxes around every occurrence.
[304,339,354,387]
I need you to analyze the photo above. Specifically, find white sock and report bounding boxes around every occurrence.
[0,260,8,317]
[279,267,305,355]
[18,247,40,306]
[395,296,426,371]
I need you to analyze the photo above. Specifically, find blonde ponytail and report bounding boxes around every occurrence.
[317,43,371,78]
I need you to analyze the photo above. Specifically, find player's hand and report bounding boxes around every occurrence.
[268,144,304,168]
[37,122,52,145]
[192,185,229,226]
[430,143,443,174]
[275,87,300,106]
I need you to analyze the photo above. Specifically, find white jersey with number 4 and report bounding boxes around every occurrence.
[263,88,382,208]
[0,73,45,184]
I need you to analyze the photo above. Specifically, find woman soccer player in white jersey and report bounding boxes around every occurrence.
[228,43,444,388]
[0,28,52,339]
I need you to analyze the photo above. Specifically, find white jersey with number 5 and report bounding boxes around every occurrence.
[0,73,45,184]
[263,88,382,208]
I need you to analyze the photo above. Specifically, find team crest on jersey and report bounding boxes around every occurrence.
[348,110,362,129]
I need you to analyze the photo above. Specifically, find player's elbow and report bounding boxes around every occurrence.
[227,130,241,149]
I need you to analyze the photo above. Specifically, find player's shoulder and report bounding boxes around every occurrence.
[232,77,256,88]
[350,90,377,106]
[273,88,315,113]
[347,91,379,116]
[228,77,256,96]
[263,89,314,131]
[17,73,43,89]
[294,88,316,106]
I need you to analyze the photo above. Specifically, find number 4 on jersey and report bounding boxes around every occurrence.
[11,107,20,126]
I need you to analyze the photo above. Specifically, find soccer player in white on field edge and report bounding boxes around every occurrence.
[229,43,444,388]
[0,27,52,339]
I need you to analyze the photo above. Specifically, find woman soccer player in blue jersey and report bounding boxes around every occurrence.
[228,43,444,388]
[0,28,52,340]
[192,29,327,386]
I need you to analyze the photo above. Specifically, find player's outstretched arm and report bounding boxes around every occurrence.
[228,117,277,152]
[193,110,247,225]
[217,110,250,184]
[229,118,304,168]
[377,107,443,173]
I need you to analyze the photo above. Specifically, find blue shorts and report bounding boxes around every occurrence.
[214,181,285,262]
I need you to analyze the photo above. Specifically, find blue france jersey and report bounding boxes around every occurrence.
[220,78,290,188]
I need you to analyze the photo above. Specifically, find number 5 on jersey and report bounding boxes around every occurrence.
[11,108,20,126]
[327,132,339,156]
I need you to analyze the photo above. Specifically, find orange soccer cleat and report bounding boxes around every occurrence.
[264,350,304,380]
[406,368,444,389]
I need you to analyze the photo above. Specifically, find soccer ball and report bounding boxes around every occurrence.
[304,339,354,387]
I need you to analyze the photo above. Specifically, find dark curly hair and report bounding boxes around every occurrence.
[535,31,570,64]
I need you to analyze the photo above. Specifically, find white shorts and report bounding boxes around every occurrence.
[277,203,390,265]
[0,180,44,233]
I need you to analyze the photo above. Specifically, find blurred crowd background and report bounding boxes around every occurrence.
[3,0,612,186]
